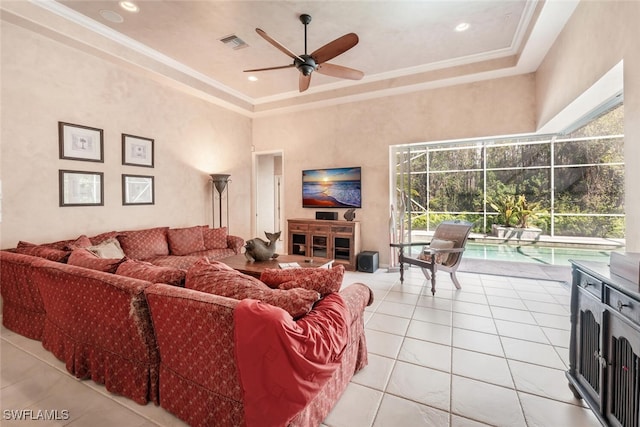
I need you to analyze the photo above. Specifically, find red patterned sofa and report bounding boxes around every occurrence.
[0,225,243,340]
[0,251,46,340]
[1,226,374,425]
[145,279,372,427]
[33,258,160,405]
[0,251,161,404]
[113,225,245,270]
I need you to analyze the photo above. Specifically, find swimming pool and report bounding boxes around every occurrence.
[464,242,614,266]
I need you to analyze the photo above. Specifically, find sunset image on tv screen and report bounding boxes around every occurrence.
[302,167,361,208]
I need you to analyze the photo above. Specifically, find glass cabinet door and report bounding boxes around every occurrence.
[290,232,307,255]
[311,234,328,258]
[333,236,352,262]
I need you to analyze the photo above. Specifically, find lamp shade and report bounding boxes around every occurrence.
[210,174,231,194]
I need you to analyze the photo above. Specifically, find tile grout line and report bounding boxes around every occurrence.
[1,334,166,427]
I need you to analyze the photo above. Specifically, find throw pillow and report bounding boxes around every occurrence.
[418,238,455,265]
[87,237,126,259]
[167,226,206,256]
[203,227,228,249]
[63,235,93,250]
[117,227,170,260]
[260,265,345,296]
[89,231,120,246]
[193,257,235,271]
[15,241,70,263]
[186,258,320,318]
[67,248,127,273]
[40,237,80,251]
[116,259,186,287]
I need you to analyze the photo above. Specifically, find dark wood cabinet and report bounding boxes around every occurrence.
[567,261,640,427]
[287,219,361,270]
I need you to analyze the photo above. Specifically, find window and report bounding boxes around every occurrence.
[392,104,624,239]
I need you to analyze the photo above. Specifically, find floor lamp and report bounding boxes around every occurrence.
[210,174,230,228]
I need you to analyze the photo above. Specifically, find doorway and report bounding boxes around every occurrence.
[253,151,284,252]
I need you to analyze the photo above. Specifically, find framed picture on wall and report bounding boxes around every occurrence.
[122,134,154,167]
[122,174,154,205]
[58,122,104,162]
[59,170,104,207]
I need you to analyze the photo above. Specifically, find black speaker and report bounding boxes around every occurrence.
[357,251,379,273]
[316,211,338,220]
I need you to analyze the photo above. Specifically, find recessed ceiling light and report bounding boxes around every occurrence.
[248,76,258,82]
[119,1,139,13]
[99,9,124,23]
[455,22,470,32]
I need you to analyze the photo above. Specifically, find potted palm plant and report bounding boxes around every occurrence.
[489,194,518,228]
[514,195,544,229]
[489,194,545,239]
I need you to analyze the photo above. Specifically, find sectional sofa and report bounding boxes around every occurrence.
[0,225,373,426]
[1,225,244,341]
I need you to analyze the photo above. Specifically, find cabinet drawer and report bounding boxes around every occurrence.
[289,223,308,232]
[309,225,330,233]
[605,286,640,325]
[576,271,603,299]
[331,225,354,234]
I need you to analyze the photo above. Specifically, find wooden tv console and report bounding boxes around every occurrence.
[287,218,361,271]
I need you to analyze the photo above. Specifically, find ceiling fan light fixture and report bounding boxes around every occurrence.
[248,75,258,82]
[299,64,314,76]
[295,55,317,76]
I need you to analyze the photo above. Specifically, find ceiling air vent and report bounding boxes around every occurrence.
[219,34,248,50]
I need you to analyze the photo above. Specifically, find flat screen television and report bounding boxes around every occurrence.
[302,166,361,208]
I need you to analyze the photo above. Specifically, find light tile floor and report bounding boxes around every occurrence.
[1,264,602,426]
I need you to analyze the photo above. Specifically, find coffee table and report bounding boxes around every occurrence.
[220,254,334,278]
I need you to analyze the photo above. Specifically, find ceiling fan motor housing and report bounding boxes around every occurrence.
[295,55,317,76]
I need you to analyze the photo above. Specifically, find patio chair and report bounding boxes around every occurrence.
[391,220,473,294]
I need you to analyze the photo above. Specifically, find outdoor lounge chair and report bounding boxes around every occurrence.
[391,220,473,294]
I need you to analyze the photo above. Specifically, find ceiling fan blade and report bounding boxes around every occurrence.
[317,63,364,80]
[244,64,295,73]
[311,33,359,64]
[299,73,311,92]
[256,28,303,62]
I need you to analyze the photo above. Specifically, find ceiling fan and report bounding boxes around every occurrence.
[244,14,364,92]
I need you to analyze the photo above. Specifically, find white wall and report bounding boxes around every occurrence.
[0,22,253,247]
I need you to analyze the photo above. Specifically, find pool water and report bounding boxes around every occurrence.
[464,242,614,266]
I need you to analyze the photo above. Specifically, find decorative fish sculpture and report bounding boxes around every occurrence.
[244,231,281,262]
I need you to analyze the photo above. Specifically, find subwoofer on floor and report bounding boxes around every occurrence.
[357,251,379,273]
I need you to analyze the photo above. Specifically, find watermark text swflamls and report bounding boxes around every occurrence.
[3,409,70,421]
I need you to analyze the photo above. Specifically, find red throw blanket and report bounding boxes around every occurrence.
[234,293,351,427]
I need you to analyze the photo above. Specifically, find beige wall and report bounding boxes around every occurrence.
[253,74,537,264]
[0,22,253,247]
[536,1,640,250]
